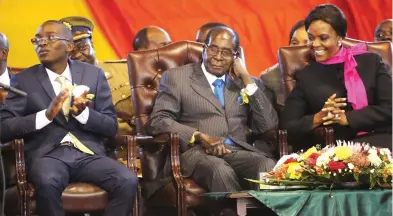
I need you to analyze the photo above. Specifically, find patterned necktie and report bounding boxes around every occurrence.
[55,76,94,155]
[212,79,235,145]
[212,79,225,109]
[55,76,71,120]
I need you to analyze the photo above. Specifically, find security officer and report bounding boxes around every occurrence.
[59,16,135,136]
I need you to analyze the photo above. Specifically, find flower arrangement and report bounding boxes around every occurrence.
[248,141,392,189]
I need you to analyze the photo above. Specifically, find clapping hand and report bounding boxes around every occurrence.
[70,90,90,116]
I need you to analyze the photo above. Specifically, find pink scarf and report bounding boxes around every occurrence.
[319,43,369,110]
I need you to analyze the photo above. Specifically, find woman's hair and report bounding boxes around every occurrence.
[305,4,347,38]
[288,20,305,44]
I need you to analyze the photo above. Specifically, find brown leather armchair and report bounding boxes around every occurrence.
[3,136,140,216]
[127,40,288,216]
[278,38,392,146]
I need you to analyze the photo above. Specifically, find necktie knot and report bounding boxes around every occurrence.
[212,79,224,87]
[56,75,67,84]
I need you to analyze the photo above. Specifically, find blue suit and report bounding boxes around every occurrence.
[0,60,138,216]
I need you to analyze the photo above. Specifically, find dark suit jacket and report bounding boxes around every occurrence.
[260,63,286,114]
[145,63,278,198]
[281,53,392,151]
[0,60,118,165]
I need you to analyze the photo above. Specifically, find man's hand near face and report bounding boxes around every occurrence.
[230,57,253,86]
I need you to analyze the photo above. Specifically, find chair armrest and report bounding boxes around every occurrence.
[313,127,334,146]
[11,139,29,193]
[134,133,186,191]
[252,129,289,158]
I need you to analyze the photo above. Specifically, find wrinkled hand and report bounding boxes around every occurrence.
[196,132,231,156]
[230,57,253,86]
[0,88,8,105]
[46,89,69,120]
[313,93,347,128]
[70,90,90,116]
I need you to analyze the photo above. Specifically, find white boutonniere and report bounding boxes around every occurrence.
[71,85,95,100]
[237,89,249,105]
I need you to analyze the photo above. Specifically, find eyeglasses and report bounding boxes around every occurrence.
[205,45,237,59]
[375,31,392,40]
[31,36,70,45]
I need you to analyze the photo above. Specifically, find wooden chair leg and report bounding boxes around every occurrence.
[132,184,141,216]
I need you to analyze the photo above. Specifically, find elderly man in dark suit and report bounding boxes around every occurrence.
[148,26,277,193]
[0,20,138,216]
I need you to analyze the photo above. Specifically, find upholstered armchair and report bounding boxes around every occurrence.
[3,136,140,216]
[278,38,392,146]
[127,40,287,216]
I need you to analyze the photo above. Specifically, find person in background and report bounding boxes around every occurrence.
[259,20,307,114]
[0,20,138,216]
[132,26,172,51]
[60,16,135,136]
[0,33,12,86]
[374,19,392,42]
[195,22,228,43]
[281,4,392,151]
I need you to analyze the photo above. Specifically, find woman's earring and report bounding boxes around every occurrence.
[338,40,342,46]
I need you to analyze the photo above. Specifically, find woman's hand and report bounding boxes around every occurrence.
[312,93,347,128]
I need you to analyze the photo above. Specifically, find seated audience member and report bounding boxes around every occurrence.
[374,19,392,42]
[0,32,11,86]
[281,4,392,151]
[0,20,138,216]
[60,16,97,65]
[147,26,278,197]
[260,20,307,113]
[195,22,228,43]
[60,16,135,136]
[132,26,172,51]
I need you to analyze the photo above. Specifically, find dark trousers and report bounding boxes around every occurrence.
[191,145,276,192]
[28,145,138,216]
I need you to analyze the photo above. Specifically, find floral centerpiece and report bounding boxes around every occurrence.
[248,141,392,189]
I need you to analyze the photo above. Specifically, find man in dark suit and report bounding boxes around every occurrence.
[148,26,278,193]
[0,20,138,216]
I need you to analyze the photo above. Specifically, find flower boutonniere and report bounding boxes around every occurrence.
[238,89,249,105]
[71,84,95,100]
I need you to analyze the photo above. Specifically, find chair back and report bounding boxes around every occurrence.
[127,40,204,181]
[278,38,392,95]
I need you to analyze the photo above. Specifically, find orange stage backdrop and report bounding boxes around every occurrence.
[85,0,392,76]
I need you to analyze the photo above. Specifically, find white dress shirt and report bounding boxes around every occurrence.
[35,64,89,143]
[201,63,258,95]
[0,68,10,86]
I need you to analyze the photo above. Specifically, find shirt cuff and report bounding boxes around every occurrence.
[244,82,258,96]
[36,109,52,130]
[74,107,89,124]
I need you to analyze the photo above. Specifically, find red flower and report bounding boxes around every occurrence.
[328,161,346,171]
[306,158,317,168]
[309,153,320,160]
[283,157,297,164]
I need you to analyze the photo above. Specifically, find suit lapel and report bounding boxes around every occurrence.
[224,76,241,114]
[190,64,224,114]
[35,64,67,125]
[36,65,56,100]
[69,60,83,86]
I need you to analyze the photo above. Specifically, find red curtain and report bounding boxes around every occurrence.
[85,0,392,76]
